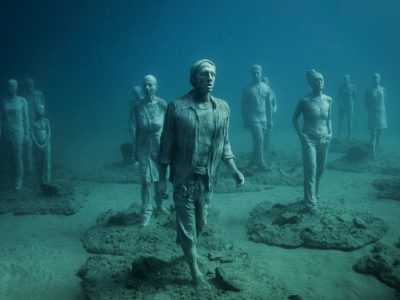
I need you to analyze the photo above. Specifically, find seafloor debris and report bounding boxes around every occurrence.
[354,242,400,291]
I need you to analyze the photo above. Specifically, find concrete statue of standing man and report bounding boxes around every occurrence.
[242,64,274,170]
[159,59,244,289]
[0,79,30,190]
[337,74,356,140]
[128,86,143,164]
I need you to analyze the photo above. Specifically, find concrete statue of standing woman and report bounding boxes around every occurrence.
[0,79,30,190]
[134,75,167,226]
[365,73,387,159]
[31,104,51,185]
[292,70,332,213]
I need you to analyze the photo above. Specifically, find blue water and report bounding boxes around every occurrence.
[1,0,398,151]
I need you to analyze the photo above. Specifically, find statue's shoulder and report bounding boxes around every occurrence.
[324,94,332,103]
[18,96,28,104]
[300,95,310,104]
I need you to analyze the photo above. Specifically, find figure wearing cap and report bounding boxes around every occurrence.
[159,59,244,289]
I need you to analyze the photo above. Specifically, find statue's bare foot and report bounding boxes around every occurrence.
[193,274,211,292]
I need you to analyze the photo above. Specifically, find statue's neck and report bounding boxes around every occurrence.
[192,90,211,104]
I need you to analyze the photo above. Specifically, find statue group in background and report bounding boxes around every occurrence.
[0,78,51,190]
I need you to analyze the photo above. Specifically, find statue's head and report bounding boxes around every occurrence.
[306,69,324,92]
[142,75,158,97]
[190,59,216,94]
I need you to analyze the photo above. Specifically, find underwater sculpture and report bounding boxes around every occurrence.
[241,64,274,170]
[159,59,244,289]
[128,85,143,164]
[261,76,278,153]
[134,75,167,226]
[337,74,357,140]
[292,70,332,213]
[365,73,387,160]
[0,79,30,190]
[23,77,45,174]
[31,104,51,184]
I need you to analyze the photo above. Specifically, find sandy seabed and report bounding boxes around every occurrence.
[0,130,399,300]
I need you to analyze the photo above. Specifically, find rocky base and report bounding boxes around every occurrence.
[0,179,88,215]
[79,206,289,299]
[247,201,388,250]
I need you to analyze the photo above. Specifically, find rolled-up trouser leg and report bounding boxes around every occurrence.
[250,122,265,166]
[301,135,318,209]
[173,175,210,248]
[141,183,153,217]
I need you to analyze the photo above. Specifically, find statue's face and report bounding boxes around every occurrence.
[310,74,324,92]
[373,73,381,85]
[142,77,157,97]
[193,63,216,94]
[251,67,262,82]
[35,105,45,117]
[344,74,350,85]
[7,80,18,95]
[26,78,34,91]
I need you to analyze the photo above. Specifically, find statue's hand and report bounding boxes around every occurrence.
[232,170,244,188]
[149,122,161,131]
